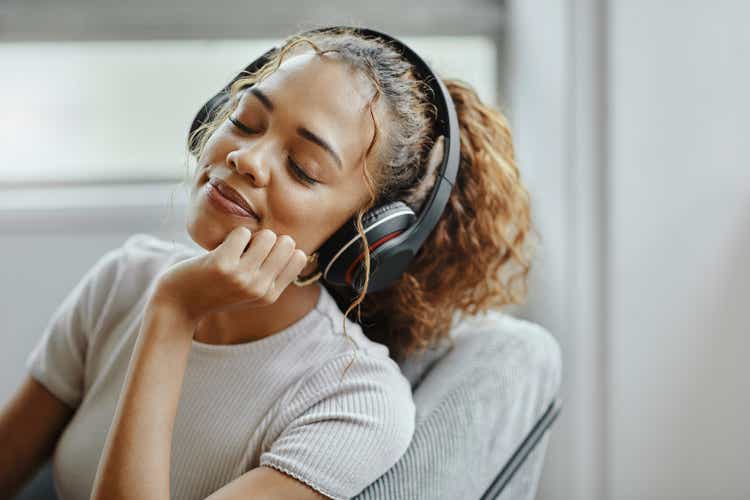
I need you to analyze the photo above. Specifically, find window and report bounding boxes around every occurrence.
[0,37,497,185]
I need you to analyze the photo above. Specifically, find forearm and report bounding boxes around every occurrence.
[90,295,197,500]
[0,377,72,499]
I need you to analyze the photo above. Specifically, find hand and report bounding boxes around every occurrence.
[152,227,309,323]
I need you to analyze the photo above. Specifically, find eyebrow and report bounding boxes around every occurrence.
[248,87,343,170]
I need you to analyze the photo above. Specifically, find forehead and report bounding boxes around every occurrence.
[240,52,376,167]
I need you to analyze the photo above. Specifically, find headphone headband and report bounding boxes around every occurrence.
[188,25,461,295]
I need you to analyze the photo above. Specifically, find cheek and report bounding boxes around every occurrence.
[270,189,321,229]
[270,196,341,252]
[198,126,231,164]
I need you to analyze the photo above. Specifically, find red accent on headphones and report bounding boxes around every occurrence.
[344,231,404,285]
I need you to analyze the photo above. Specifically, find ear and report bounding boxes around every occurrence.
[403,135,445,211]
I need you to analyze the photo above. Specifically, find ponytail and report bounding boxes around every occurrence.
[349,78,538,363]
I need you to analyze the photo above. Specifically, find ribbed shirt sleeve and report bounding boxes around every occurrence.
[24,245,124,410]
[260,351,416,500]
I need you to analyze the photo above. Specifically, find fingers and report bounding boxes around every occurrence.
[273,249,309,293]
[258,233,296,275]
[213,226,309,306]
[240,229,279,273]
[239,229,305,276]
[218,226,253,262]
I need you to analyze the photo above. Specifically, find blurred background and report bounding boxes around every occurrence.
[1,1,748,499]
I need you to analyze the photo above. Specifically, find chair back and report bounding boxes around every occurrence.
[355,310,562,500]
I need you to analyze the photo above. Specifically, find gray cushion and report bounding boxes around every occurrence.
[354,311,562,500]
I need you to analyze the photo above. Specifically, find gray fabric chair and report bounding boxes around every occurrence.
[355,310,562,500]
[13,311,562,500]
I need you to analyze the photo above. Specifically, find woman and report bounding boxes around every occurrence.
[1,26,535,500]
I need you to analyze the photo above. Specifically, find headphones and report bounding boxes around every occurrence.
[188,26,461,295]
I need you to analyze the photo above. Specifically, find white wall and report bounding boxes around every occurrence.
[608,1,750,499]
[510,1,750,499]
[507,1,593,499]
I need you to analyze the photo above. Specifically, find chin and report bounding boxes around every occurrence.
[186,212,263,252]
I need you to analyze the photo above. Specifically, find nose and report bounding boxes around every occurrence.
[225,142,274,186]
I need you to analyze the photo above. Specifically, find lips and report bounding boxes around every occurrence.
[208,178,259,219]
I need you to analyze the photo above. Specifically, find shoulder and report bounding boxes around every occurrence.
[119,233,199,277]
[291,350,414,414]
[298,287,414,415]
[274,347,416,457]
[24,234,198,408]
[115,233,198,294]
[89,233,199,335]
[302,287,415,423]
[260,350,416,499]
[94,233,197,280]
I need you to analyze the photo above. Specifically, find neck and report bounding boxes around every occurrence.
[193,282,322,346]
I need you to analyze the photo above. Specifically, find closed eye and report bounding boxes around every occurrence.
[287,158,319,186]
[229,116,319,186]
[229,115,258,135]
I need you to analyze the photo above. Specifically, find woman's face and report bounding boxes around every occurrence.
[187,51,382,259]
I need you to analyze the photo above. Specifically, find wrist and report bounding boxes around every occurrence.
[146,287,202,340]
[150,277,199,318]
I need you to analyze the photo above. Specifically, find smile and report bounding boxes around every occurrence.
[205,182,259,220]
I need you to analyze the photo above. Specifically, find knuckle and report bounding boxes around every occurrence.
[258,229,277,243]
[279,234,294,245]
[250,287,264,300]
[256,284,275,305]
[213,257,232,275]
[278,234,295,248]
[249,275,272,296]
[263,278,276,295]
[294,249,307,264]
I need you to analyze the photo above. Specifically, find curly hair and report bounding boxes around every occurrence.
[185,26,538,366]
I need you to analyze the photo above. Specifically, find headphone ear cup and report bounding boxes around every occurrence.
[361,200,412,226]
[317,200,416,289]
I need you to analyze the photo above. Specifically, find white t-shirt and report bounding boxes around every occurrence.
[25,233,416,500]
